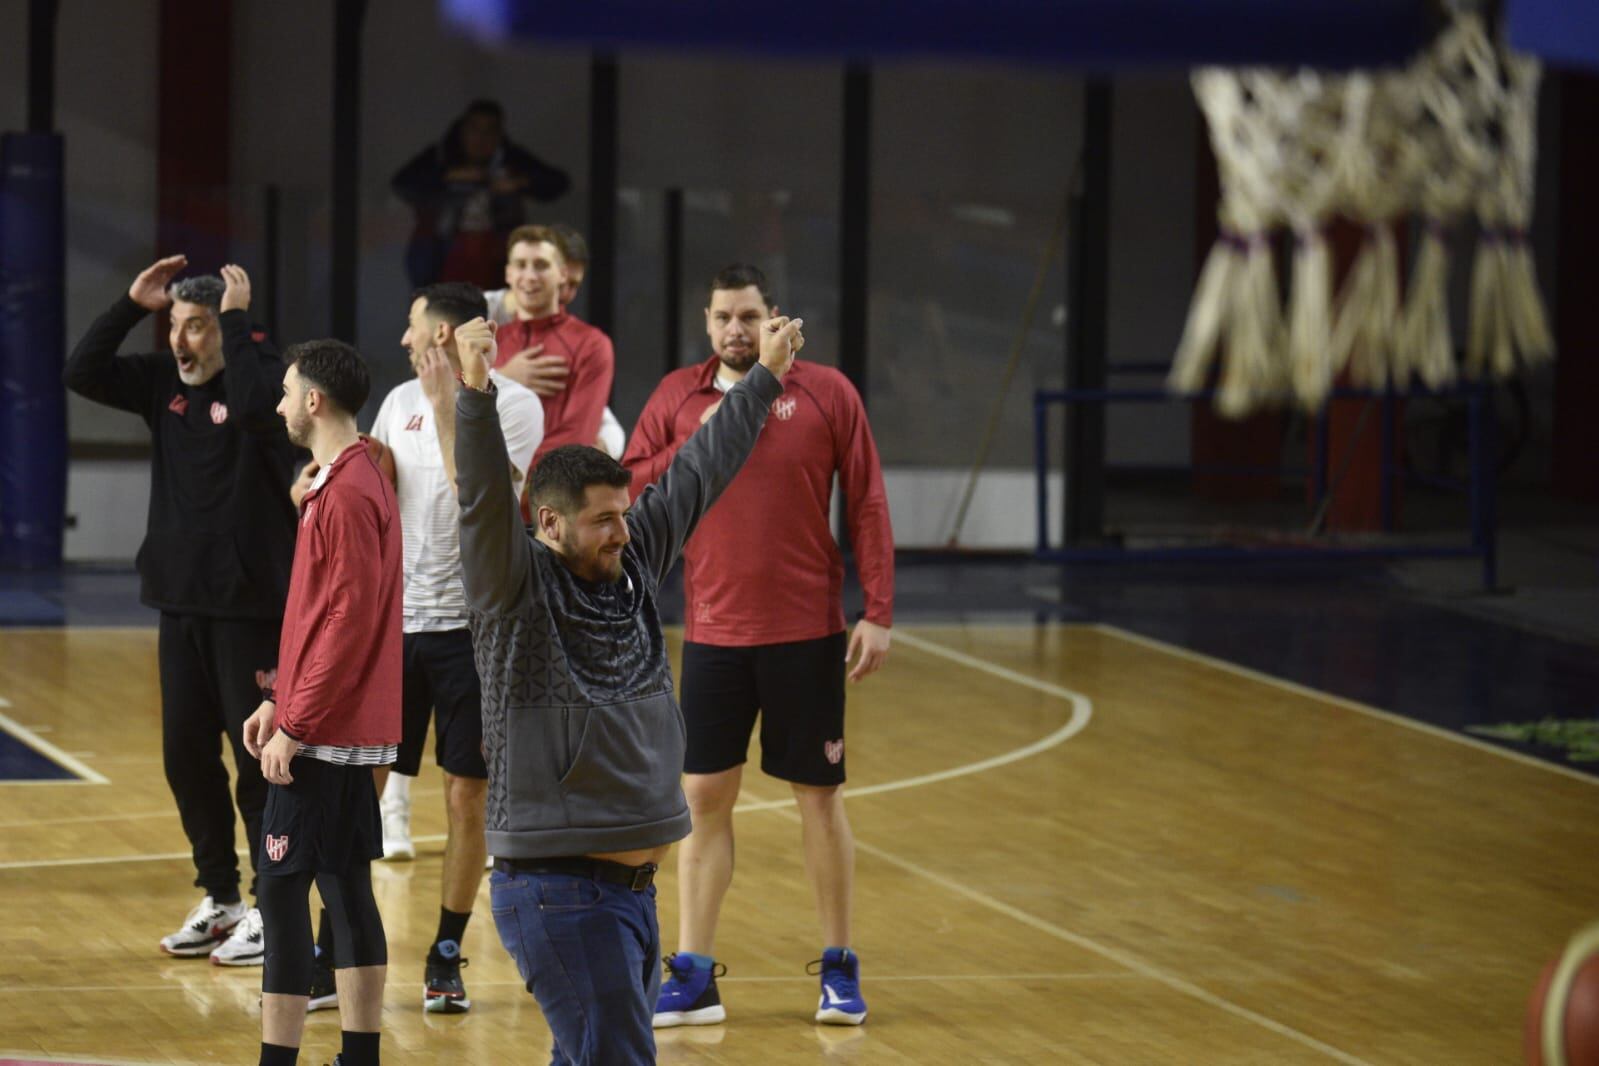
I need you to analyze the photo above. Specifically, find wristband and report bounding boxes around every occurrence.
[457,371,496,395]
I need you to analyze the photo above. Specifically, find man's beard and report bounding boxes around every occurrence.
[719,347,757,372]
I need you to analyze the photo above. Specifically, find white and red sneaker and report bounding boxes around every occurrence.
[159,895,247,957]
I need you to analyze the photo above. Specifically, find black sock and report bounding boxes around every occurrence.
[213,886,242,906]
[315,908,334,965]
[340,1029,380,1066]
[258,1042,297,1066]
[431,907,470,960]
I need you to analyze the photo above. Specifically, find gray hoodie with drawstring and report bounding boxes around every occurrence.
[455,364,783,859]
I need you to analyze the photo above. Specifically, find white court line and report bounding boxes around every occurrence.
[733,628,1369,1065]
[0,973,1142,996]
[734,629,1093,813]
[1094,622,1599,788]
[0,708,109,785]
[846,831,1370,1066]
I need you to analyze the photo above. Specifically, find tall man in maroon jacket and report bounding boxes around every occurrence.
[244,340,403,1066]
[623,264,894,1029]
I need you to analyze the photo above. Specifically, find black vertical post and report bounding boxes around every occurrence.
[331,0,366,343]
[28,0,59,133]
[1063,81,1112,546]
[840,63,871,399]
[263,183,281,341]
[588,54,619,338]
[663,187,683,375]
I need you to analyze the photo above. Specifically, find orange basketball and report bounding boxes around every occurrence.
[357,432,398,487]
[1526,922,1599,1065]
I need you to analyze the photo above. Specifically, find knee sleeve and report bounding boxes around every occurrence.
[316,863,387,969]
[258,870,315,995]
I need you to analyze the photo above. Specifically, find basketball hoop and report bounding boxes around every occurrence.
[1173,9,1552,416]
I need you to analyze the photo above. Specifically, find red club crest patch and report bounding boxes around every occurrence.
[265,834,289,862]
[168,394,189,416]
[209,402,229,424]
[772,396,797,421]
[824,739,844,765]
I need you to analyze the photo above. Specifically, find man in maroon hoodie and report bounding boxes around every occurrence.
[492,224,614,464]
[244,339,403,1066]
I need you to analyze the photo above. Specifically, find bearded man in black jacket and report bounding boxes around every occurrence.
[64,257,298,966]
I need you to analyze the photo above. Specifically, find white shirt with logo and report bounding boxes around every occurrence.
[370,369,543,633]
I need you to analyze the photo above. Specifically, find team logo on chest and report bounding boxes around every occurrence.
[209,402,229,425]
[772,396,798,421]
[405,414,425,431]
[824,739,844,765]
[265,834,290,862]
[168,394,188,416]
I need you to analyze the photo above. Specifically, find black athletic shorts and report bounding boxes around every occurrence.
[258,757,383,877]
[396,629,487,779]
[680,631,848,786]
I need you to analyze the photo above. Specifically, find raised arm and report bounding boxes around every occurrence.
[453,318,534,614]
[62,256,185,413]
[217,265,288,431]
[628,317,803,584]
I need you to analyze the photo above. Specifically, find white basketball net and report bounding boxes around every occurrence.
[1170,12,1552,416]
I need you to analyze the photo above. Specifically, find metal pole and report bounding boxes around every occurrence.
[1035,394,1050,554]
[263,183,281,341]
[587,54,619,338]
[1380,389,1396,532]
[330,0,366,342]
[840,63,871,399]
[27,0,59,133]
[1063,80,1112,546]
[663,187,683,375]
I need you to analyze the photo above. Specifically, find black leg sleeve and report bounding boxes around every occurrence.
[316,863,387,970]
[258,869,316,996]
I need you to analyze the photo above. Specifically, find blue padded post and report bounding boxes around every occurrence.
[0,132,68,569]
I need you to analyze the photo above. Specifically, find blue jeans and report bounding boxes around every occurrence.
[490,868,661,1066]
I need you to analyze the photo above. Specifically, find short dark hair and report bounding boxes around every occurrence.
[414,282,488,327]
[464,98,504,123]
[708,263,772,308]
[285,339,370,416]
[550,224,589,268]
[531,445,631,516]
[506,224,565,263]
[169,275,224,312]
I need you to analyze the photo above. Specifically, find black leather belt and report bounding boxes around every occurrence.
[493,855,658,892]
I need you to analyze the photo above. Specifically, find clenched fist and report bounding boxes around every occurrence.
[758,316,804,379]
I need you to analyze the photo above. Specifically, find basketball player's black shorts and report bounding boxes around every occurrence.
[680,631,848,786]
[395,629,487,779]
[258,756,384,877]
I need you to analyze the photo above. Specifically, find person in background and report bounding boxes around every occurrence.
[392,99,569,290]
[483,223,624,457]
[491,225,614,464]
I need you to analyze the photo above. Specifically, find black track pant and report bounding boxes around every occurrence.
[157,611,280,899]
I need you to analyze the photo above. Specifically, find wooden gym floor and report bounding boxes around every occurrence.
[0,622,1595,1064]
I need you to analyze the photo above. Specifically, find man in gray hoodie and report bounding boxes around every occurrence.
[451,311,803,1064]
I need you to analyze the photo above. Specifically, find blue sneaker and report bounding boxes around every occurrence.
[809,948,867,1025]
[653,953,727,1028]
